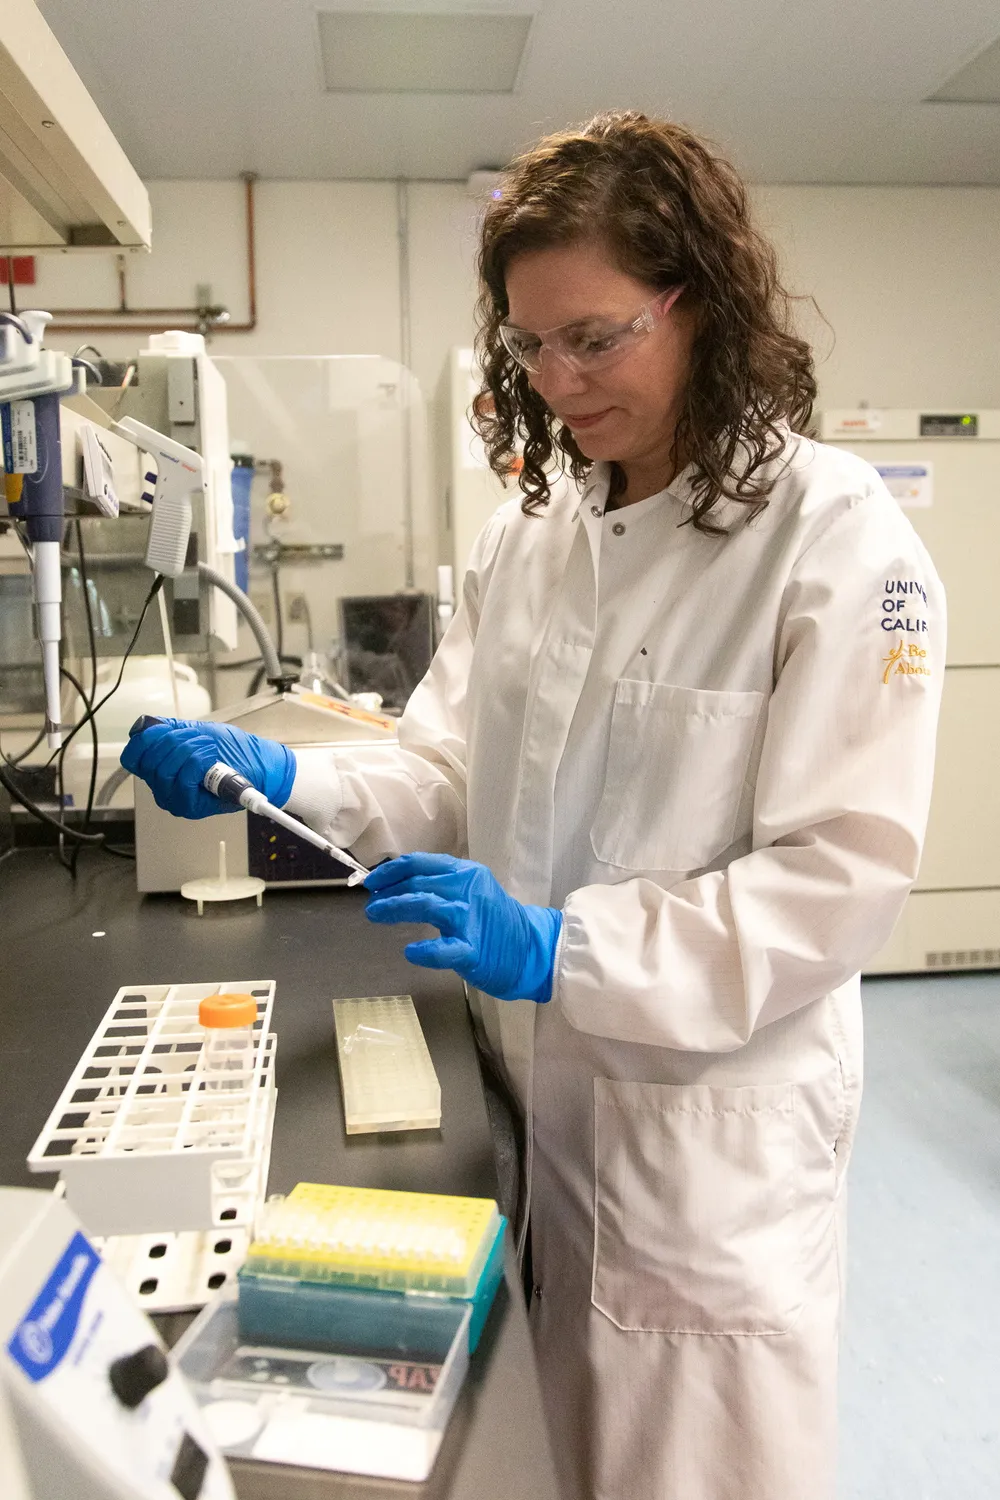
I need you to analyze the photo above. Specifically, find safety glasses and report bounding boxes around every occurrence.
[499,286,683,376]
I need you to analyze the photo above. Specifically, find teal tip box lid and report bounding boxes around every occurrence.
[238,1214,508,1355]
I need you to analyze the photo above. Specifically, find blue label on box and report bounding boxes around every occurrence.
[6,1231,100,1383]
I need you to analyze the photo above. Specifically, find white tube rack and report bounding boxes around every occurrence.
[26,982,277,1311]
[333,994,441,1134]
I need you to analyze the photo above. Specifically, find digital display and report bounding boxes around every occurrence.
[919,413,978,437]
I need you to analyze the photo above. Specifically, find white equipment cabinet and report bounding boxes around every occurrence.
[821,409,1000,974]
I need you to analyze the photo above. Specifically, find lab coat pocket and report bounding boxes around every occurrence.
[592,1079,802,1335]
[590,679,763,871]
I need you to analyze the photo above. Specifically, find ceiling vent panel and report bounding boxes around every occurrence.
[928,35,1000,103]
[316,9,533,94]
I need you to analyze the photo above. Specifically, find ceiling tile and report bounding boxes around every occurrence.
[928,34,1000,103]
[317,10,533,94]
[31,0,1000,184]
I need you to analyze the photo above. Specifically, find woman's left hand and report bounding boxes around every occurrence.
[364,853,562,1003]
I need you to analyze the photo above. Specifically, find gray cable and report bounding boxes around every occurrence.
[95,570,283,807]
[197,562,283,682]
[96,764,130,807]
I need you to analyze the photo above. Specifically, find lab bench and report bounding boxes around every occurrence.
[0,848,559,1500]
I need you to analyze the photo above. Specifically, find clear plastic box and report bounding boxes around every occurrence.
[173,1283,470,1483]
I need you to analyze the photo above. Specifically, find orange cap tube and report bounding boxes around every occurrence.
[199,993,257,1029]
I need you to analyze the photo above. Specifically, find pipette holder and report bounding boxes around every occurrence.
[0,310,75,401]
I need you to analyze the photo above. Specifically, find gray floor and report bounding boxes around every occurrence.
[839,971,1000,1498]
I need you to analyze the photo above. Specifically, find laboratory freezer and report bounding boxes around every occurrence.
[822,409,1000,974]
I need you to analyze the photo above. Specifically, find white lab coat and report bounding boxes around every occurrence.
[289,433,944,1500]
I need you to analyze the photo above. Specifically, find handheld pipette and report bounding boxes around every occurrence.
[1,311,77,748]
[201,761,370,885]
[110,416,206,578]
[127,715,370,885]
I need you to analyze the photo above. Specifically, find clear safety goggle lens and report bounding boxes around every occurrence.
[499,287,682,376]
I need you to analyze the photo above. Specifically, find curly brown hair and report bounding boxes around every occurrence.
[471,111,817,534]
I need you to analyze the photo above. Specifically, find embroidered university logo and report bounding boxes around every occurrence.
[881,579,929,634]
[883,640,931,685]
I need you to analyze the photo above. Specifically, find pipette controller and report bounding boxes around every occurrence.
[127,716,370,884]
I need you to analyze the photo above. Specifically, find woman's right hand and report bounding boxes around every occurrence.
[121,718,296,819]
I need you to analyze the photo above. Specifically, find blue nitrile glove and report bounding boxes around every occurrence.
[364,853,562,1003]
[120,718,296,820]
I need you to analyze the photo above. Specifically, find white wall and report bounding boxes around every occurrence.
[756,186,1000,410]
[26,179,1000,691]
[34,177,1000,427]
[35,181,405,362]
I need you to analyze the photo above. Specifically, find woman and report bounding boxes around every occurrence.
[124,112,944,1500]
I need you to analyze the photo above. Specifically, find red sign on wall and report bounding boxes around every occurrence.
[0,257,37,286]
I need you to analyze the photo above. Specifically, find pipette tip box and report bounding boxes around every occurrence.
[175,1182,509,1482]
[237,1182,507,1353]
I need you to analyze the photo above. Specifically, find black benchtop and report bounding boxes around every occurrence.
[0,849,558,1500]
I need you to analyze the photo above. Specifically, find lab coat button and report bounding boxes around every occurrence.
[591,505,603,517]
[532,1283,543,1299]
[612,522,626,536]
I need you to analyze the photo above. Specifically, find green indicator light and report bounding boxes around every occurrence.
[962,415,973,424]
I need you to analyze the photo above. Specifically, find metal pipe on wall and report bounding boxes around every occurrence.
[397,177,415,590]
[45,174,258,335]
